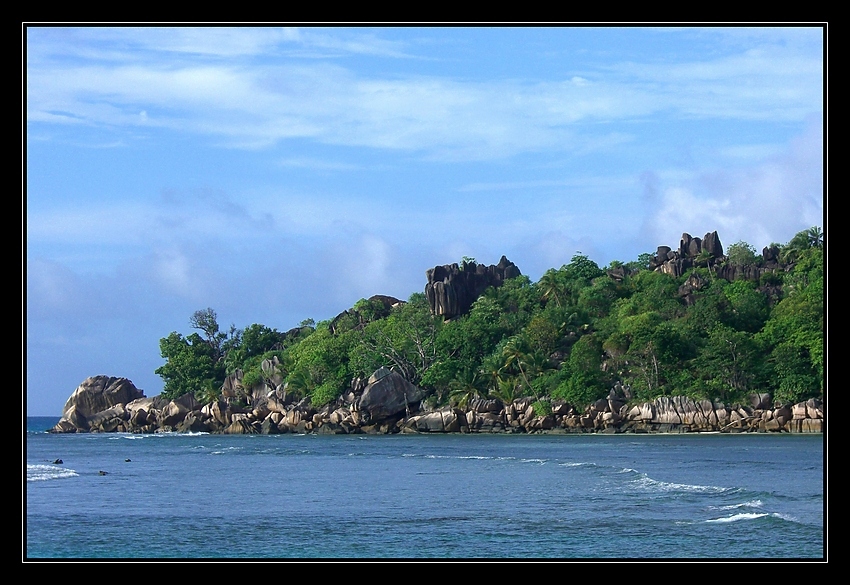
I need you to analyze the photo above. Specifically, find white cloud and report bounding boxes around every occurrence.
[27,28,823,160]
[151,248,194,297]
[647,121,823,251]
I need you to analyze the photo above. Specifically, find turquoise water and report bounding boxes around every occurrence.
[25,418,825,560]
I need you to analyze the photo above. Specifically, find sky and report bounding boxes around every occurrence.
[25,25,825,416]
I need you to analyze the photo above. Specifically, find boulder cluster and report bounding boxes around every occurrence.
[49,373,823,435]
[650,230,785,281]
[425,256,521,319]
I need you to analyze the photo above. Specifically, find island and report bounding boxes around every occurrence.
[49,227,824,436]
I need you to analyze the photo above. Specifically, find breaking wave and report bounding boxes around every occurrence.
[27,464,79,482]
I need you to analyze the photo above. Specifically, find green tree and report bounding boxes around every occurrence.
[617,311,692,399]
[352,293,441,385]
[625,252,654,272]
[537,268,569,307]
[448,367,487,409]
[564,253,604,282]
[769,342,821,405]
[223,323,286,374]
[806,226,824,248]
[283,324,357,407]
[781,226,824,263]
[501,334,553,400]
[692,325,760,402]
[724,280,770,333]
[552,334,606,408]
[155,331,225,400]
[190,308,230,363]
[758,246,823,401]
[726,240,759,266]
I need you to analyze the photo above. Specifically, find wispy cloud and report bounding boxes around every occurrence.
[27,27,823,160]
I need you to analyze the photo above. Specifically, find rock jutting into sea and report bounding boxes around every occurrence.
[49,374,824,435]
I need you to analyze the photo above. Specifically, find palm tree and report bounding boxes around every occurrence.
[488,377,521,408]
[696,249,716,278]
[537,268,568,308]
[502,335,542,401]
[283,367,313,402]
[448,368,487,410]
[807,226,824,249]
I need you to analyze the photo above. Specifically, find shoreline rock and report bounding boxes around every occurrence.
[48,374,824,436]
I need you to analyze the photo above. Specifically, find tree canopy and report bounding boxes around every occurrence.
[155,227,824,410]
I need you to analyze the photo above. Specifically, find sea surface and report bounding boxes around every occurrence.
[25,416,825,561]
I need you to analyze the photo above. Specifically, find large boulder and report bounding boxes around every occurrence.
[357,367,427,423]
[51,376,145,433]
[407,407,465,432]
[159,393,202,427]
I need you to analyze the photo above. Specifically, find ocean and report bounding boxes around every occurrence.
[25,417,825,561]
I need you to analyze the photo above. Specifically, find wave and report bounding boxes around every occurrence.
[623,469,734,494]
[706,512,770,523]
[209,446,245,455]
[712,500,763,511]
[558,461,598,469]
[27,464,79,482]
[705,511,802,524]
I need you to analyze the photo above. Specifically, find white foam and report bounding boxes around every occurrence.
[713,500,763,511]
[706,512,768,523]
[27,464,79,482]
[632,475,729,494]
[767,512,801,523]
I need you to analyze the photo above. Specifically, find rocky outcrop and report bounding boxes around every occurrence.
[646,231,796,309]
[425,256,521,319]
[356,367,427,423]
[51,376,145,432]
[49,370,824,436]
[404,407,466,432]
[329,295,405,335]
[650,231,725,278]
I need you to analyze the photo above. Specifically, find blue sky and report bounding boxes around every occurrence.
[25,26,824,416]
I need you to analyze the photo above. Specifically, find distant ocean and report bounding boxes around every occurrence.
[25,417,825,560]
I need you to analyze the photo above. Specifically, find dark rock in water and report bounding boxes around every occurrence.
[425,256,521,319]
[53,459,63,464]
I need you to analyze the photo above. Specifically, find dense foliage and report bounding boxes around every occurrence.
[156,228,824,410]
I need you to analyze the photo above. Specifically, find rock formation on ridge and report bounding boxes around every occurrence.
[425,256,521,319]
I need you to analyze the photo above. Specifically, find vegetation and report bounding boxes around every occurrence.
[155,228,824,410]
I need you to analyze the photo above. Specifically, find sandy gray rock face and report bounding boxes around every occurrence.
[51,376,145,432]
